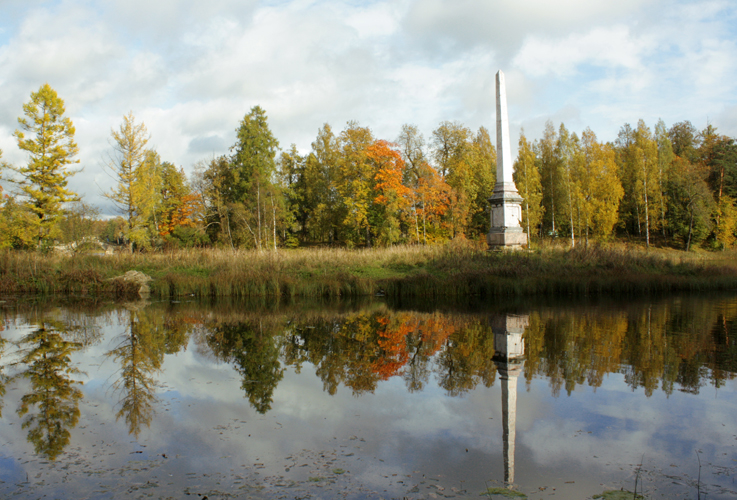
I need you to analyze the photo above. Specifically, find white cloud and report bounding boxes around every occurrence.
[0,0,736,214]
[345,1,403,39]
[513,26,647,78]
[402,0,654,57]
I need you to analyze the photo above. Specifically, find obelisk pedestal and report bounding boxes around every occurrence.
[487,71,527,249]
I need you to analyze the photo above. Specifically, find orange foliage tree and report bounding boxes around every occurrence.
[415,162,452,243]
[368,140,411,246]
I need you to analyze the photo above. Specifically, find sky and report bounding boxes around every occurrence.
[1,0,736,215]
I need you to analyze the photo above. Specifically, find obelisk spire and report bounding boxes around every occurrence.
[495,70,515,188]
[487,70,527,249]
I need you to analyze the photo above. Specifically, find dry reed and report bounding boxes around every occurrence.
[0,242,735,299]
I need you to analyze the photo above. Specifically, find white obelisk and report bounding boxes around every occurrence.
[487,70,527,249]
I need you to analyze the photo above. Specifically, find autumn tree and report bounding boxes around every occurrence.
[666,121,719,250]
[105,113,160,251]
[397,124,427,242]
[155,162,205,247]
[654,119,674,239]
[336,122,376,246]
[715,195,737,249]
[0,197,38,249]
[431,121,473,237]
[301,124,343,244]
[106,305,189,438]
[415,161,452,244]
[13,84,79,246]
[634,120,661,247]
[537,121,562,237]
[615,121,661,246]
[578,129,624,243]
[368,140,411,246]
[513,131,543,240]
[16,320,83,460]
[667,157,714,250]
[465,127,496,237]
[556,124,580,247]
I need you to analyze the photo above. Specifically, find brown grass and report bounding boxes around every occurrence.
[0,241,735,299]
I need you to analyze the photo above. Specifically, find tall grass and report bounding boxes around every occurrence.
[0,241,736,299]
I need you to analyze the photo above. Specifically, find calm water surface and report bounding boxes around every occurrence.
[0,294,735,499]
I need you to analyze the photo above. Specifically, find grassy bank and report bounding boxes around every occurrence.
[1,241,736,299]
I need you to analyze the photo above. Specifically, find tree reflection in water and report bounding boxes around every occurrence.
[201,297,737,412]
[15,319,83,460]
[0,329,7,419]
[2,294,734,461]
[207,319,284,413]
[106,302,189,438]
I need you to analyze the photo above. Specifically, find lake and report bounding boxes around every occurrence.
[0,293,735,499]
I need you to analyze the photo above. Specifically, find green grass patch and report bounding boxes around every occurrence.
[592,491,646,500]
[481,487,527,498]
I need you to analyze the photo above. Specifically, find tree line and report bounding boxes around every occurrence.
[1,83,735,251]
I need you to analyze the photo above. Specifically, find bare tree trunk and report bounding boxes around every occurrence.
[643,169,650,249]
[525,199,531,246]
[256,182,262,251]
[224,207,234,250]
[635,201,641,237]
[569,193,575,249]
[413,196,420,244]
[271,193,277,251]
[550,172,556,237]
[659,162,667,240]
[566,166,575,248]
[422,194,427,245]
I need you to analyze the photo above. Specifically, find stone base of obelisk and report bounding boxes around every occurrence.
[487,229,528,249]
[487,183,527,250]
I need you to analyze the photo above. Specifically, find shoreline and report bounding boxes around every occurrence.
[1,242,736,300]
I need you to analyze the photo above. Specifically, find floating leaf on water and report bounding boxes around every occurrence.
[332,468,346,475]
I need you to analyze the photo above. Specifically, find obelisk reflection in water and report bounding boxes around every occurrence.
[491,314,528,487]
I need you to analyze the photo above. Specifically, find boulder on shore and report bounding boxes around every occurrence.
[109,270,153,297]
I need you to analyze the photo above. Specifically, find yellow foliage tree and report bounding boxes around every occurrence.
[715,195,737,249]
[13,84,79,246]
[336,122,375,246]
[579,129,624,242]
[514,131,543,240]
[104,113,160,251]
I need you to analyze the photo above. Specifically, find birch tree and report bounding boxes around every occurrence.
[579,129,624,242]
[513,131,543,240]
